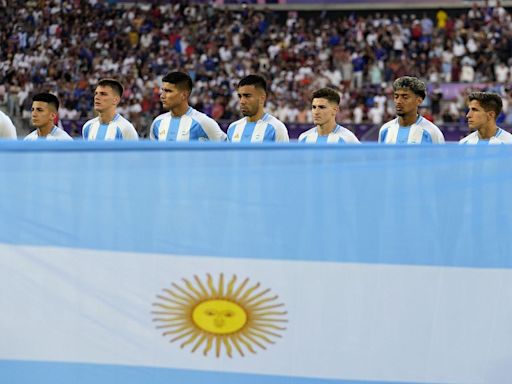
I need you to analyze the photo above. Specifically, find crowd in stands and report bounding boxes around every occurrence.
[1,0,512,138]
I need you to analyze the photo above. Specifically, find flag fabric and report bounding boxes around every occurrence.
[0,141,511,384]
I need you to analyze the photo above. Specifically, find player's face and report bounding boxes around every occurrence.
[94,85,119,113]
[393,89,422,117]
[160,82,187,111]
[466,100,493,131]
[31,101,56,129]
[237,85,265,117]
[311,98,338,126]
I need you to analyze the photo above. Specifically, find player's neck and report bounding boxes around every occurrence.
[398,113,419,127]
[478,123,498,140]
[247,110,265,123]
[317,121,337,136]
[98,109,117,124]
[37,123,54,137]
[170,103,189,117]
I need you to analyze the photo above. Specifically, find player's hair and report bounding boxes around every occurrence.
[393,76,426,99]
[162,71,193,93]
[238,74,267,94]
[311,88,340,105]
[32,92,59,111]
[98,78,124,97]
[467,92,503,119]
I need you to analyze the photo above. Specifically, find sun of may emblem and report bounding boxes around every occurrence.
[152,273,288,358]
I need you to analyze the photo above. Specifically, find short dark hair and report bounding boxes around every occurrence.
[98,78,124,97]
[393,76,426,99]
[467,92,503,118]
[238,74,267,94]
[162,71,193,93]
[311,88,340,105]
[32,92,59,111]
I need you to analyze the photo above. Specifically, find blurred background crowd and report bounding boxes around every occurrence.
[1,0,511,139]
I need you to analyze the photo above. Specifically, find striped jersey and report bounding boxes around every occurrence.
[82,114,138,141]
[227,113,289,143]
[24,126,73,141]
[459,127,512,144]
[298,125,360,144]
[150,107,226,142]
[378,115,445,144]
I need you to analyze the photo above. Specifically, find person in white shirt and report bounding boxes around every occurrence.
[0,110,17,139]
[227,74,289,143]
[82,78,139,140]
[460,92,512,144]
[298,87,360,144]
[25,93,72,141]
[378,76,445,144]
[150,71,226,142]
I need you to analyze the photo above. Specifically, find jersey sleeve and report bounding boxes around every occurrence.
[0,113,17,139]
[202,117,227,141]
[150,118,159,141]
[122,122,139,140]
[274,122,289,143]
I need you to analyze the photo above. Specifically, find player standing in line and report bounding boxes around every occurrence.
[82,78,139,140]
[378,76,444,144]
[460,92,512,144]
[25,93,72,141]
[299,87,360,144]
[150,71,226,142]
[228,75,289,143]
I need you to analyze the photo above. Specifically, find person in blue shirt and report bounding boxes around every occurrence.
[82,78,139,141]
[150,71,226,142]
[25,93,72,141]
[460,92,512,144]
[379,76,444,144]
[228,74,289,143]
[298,87,360,144]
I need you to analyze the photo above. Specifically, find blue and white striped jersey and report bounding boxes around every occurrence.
[298,125,360,144]
[150,107,226,142]
[82,114,138,141]
[378,116,445,144]
[227,113,289,143]
[459,127,512,144]
[24,126,73,141]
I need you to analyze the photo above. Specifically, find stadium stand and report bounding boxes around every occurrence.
[0,0,511,140]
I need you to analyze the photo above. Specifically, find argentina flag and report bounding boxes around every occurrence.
[0,141,511,384]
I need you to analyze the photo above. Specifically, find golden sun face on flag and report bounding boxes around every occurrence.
[152,273,288,358]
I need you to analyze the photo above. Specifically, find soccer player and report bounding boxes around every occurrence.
[228,75,289,143]
[460,92,512,144]
[378,76,445,144]
[150,71,226,141]
[298,87,360,144]
[25,93,72,141]
[0,110,17,139]
[82,78,138,140]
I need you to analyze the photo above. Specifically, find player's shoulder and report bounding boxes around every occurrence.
[298,126,316,141]
[497,127,512,142]
[264,113,287,130]
[459,131,476,144]
[24,130,38,141]
[151,111,170,124]
[228,116,246,129]
[82,116,99,127]
[379,117,398,131]
[188,107,218,126]
[418,116,441,130]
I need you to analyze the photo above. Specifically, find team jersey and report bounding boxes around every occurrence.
[459,127,512,144]
[150,107,226,142]
[227,113,289,143]
[24,126,73,141]
[0,110,17,139]
[378,115,445,144]
[298,124,360,144]
[82,113,138,141]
